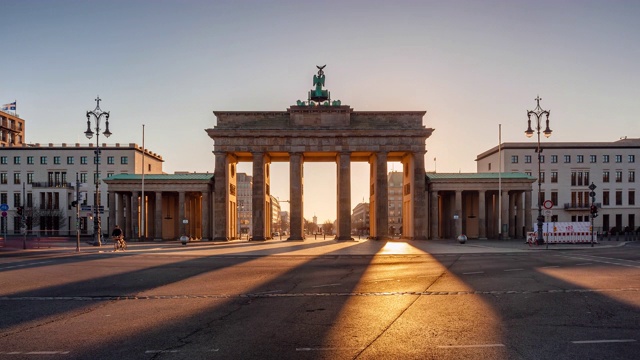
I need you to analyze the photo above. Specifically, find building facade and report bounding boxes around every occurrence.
[476,138,640,233]
[388,171,403,235]
[0,110,25,147]
[0,142,163,236]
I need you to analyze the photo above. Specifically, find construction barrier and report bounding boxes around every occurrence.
[527,222,597,244]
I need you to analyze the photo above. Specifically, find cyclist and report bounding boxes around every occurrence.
[111,225,126,251]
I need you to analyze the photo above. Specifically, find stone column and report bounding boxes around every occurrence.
[455,190,462,237]
[524,190,533,233]
[478,190,487,239]
[430,190,439,239]
[509,191,516,238]
[374,151,389,240]
[117,193,126,238]
[515,191,524,239]
[108,191,116,235]
[131,191,139,240]
[213,151,227,240]
[201,191,210,241]
[252,152,266,241]
[501,190,510,239]
[336,152,352,240]
[289,152,304,240]
[413,151,427,240]
[124,193,132,240]
[154,191,162,241]
[178,191,185,237]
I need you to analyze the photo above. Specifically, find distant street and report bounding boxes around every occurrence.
[0,239,639,359]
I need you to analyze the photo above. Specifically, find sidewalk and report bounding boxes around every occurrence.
[0,237,630,257]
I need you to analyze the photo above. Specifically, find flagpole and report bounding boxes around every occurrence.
[498,124,502,239]
[141,124,145,240]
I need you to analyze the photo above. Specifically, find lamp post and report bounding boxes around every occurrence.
[84,96,112,246]
[525,96,551,246]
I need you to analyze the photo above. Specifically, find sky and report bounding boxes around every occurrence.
[2,0,639,224]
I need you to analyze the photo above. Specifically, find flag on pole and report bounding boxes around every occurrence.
[1,101,16,111]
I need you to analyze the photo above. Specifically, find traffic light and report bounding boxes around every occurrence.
[590,204,598,218]
[71,201,78,207]
[16,206,23,216]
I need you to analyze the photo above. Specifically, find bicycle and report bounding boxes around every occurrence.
[113,236,127,251]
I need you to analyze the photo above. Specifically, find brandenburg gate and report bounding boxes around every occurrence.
[206,66,433,241]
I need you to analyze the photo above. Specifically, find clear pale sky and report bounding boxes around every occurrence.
[2,1,638,224]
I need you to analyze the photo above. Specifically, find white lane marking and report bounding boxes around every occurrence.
[571,339,636,344]
[296,347,364,351]
[370,278,394,282]
[252,290,282,295]
[576,263,592,266]
[541,265,560,268]
[311,283,341,288]
[0,260,53,270]
[504,269,524,272]
[555,255,640,269]
[438,344,505,348]
[146,349,219,353]
[463,271,485,275]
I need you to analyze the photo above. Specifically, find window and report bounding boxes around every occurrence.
[0,173,7,184]
[629,155,635,163]
[615,171,622,183]
[13,172,20,184]
[488,163,492,171]
[603,191,610,206]
[0,193,6,205]
[616,191,622,206]
[615,155,622,163]
[27,173,33,184]
[539,191,546,204]
[551,191,558,206]
[13,156,20,165]
[540,155,545,163]
[40,156,47,165]
[551,155,558,163]
[585,172,590,184]
[551,171,558,183]
[80,156,88,165]
[630,190,635,206]
[524,155,532,163]
[27,156,34,165]
[13,193,21,207]
[0,156,6,164]
[53,156,61,165]
[603,155,609,163]
[121,156,129,165]
[590,155,597,163]
[603,171,610,182]
[571,171,576,186]
[539,171,545,183]
[67,156,74,165]
[564,155,571,163]
[525,171,532,176]
[576,155,583,163]
[80,173,88,183]
[511,155,518,164]
[93,156,101,165]
[107,156,115,165]
[94,172,101,184]
[578,172,583,186]
[107,172,114,178]
[630,171,636,183]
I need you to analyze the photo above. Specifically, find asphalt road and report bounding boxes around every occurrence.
[0,240,638,359]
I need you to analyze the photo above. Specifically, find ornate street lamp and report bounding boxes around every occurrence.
[525,96,551,245]
[85,96,111,246]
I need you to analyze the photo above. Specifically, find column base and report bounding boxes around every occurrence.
[286,237,305,241]
[251,236,267,241]
[213,236,229,241]
[335,236,355,241]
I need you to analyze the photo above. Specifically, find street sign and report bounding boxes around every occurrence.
[0,203,8,211]
[543,209,552,216]
[543,200,553,209]
[1,211,6,217]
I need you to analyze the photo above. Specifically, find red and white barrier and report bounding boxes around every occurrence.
[527,222,597,244]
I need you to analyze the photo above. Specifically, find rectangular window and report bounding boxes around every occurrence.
[13,193,21,207]
[603,155,610,163]
[511,155,518,164]
[603,191,610,206]
[630,190,635,206]
[524,155,531,163]
[0,193,6,204]
[551,155,558,163]
[0,156,6,164]
[577,155,584,163]
[630,171,636,183]
[603,171,610,182]
[616,191,622,206]
[13,156,20,165]
[584,172,590,185]
[40,156,47,165]
[540,155,545,163]
[615,171,622,183]
[67,156,74,165]
[525,171,532,176]
[27,173,33,184]
[590,155,597,163]
[615,155,622,163]
[93,156,101,165]
[539,171,545,183]
[564,155,571,163]
[80,173,88,183]
[0,173,7,184]
[80,156,88,165]
[629,155,635,163]
[27,156,34,165]
[107,156,115,164]
[577,171,583,186]
[53,156,61,165]
[551,171,558,183]
[539,191,546,204]
[120,156,128,165]
[571,171,576,186]
[13,172,20,184]
[551,191,558,206]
